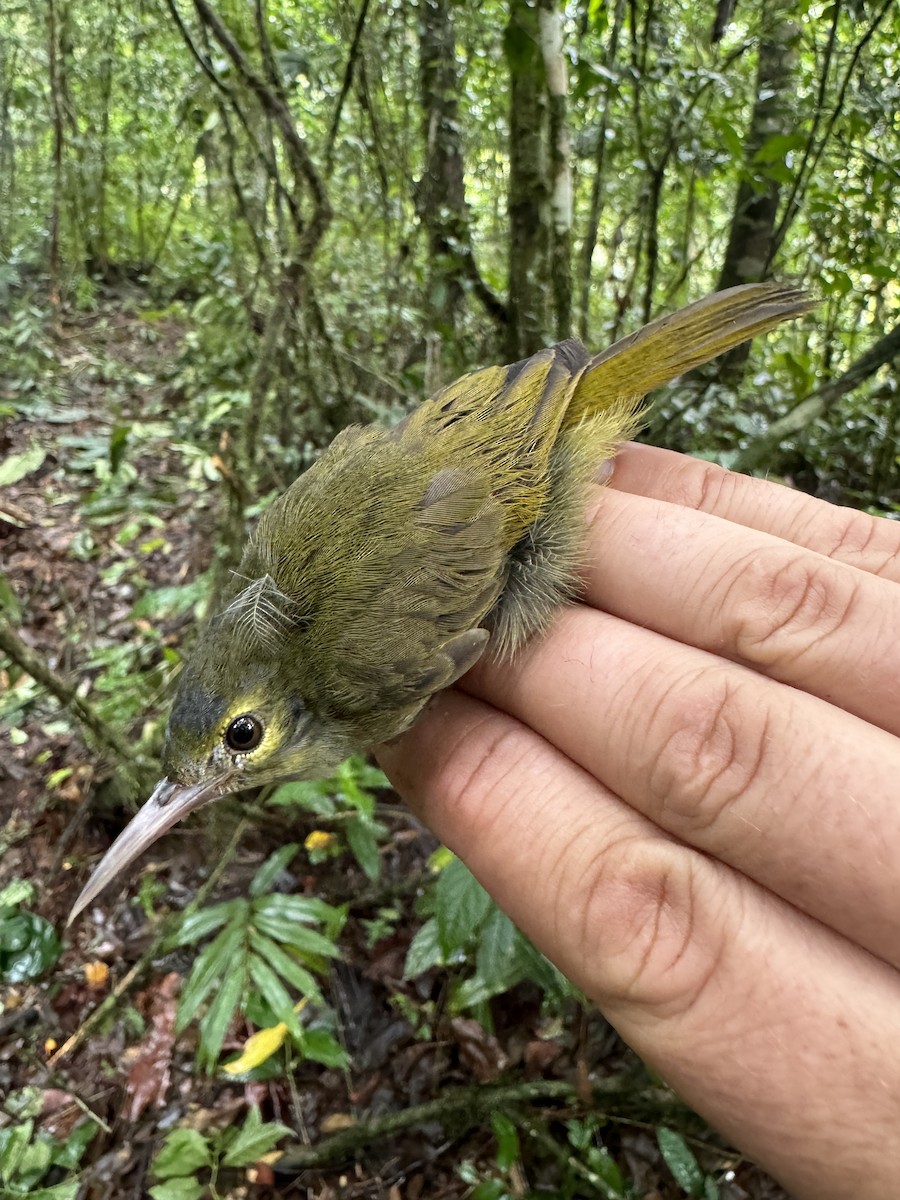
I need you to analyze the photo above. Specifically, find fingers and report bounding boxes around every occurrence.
[377,693,900,1200]
[463,606,900,971]
[612,443,900,584]
[580,486,900,736]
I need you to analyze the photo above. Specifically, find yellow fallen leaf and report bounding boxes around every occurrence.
[222,1023,289,1074]
[222,998,309,1074]
[320,1113,357,1134]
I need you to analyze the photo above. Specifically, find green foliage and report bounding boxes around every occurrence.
[0,887,60,984]
[405,854,572,1014]
[460,1113,721,1200]
[656,1128,719,1199]
[267,756,390,881]
[148,1107,292,1200]
[0,1093,97,1200]
[171,846,347,1071]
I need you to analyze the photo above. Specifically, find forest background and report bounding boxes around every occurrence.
[0,0,897,1196]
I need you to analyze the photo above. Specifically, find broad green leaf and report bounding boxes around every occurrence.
[151,1129,211,1179]
[435,857,492,956]
[298,1026,349,1068]
[23,1183,81,1200]
[0,441,46,487]
[475,906,519,990]
[149,1179,206,1200]
[53,1120,99,1170]
[0,1120,34,1184]
[249,843,300,896]
[584,1142,626,1197]
[345,813,381,880]
[221,1107,292,1168]
[0,572,22,622]
[404,917,444,977]
[266,779,337,816]
[657,1127,705,1196]
[0,910,61,982]
[491,1112,520,1171]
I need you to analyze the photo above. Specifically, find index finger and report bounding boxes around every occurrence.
[612,443,900,583]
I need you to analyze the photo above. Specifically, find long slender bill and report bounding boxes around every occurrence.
[68,773,234,924]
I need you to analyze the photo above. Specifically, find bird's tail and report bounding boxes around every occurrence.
[565,282,813,428]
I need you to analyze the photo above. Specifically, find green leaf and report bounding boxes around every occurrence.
[173,899,237,947]
[435,857,492,956]
[52,1120,99,1170]
[23,1183,81,1200]
[197,959,246,1067]
[151,1129,211,1179]
[345,813,381,880]
[752,132,805,164]
[0,910,61,982]
[657,1127,705,1196]
[149,1179,206,1200]
[585,1143,626,1197]
[176,916,246,1032]
[251,892,338,926]
[247,955,303,1037]
[298,1026,349,1068]
[247,930,324,1004]
[470,1179,508,1200]
[475,906,519,989]
[0,572,22,623]
[491,1112,520,1172]
[250,910,340,959]
[249,843,300,896]
[266,779,337,816]
[220,1107,292,1168]
[0,1120,34,1185]
[0,440,46,487]
[404,917,444,977]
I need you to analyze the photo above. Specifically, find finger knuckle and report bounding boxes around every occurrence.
[643,670,770,835]
[681,458,738,516]
[445,721,542,834]
[821,507,900,579]
[572,833,725,1017]
[728,547,858,671]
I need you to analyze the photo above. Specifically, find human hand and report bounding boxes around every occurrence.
[377,442,900,1200]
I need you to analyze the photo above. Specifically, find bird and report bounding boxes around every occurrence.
[70,282,811,920]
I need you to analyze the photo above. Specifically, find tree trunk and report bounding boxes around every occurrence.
[713,10,800,378]
[538,0,572,340]
[418,0,468,345]
[505,0,551,359]
[577,0,625,340]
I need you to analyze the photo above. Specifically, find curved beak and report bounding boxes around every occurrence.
[68,773,234,925]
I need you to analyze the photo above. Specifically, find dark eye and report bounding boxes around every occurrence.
[224,714,264,753]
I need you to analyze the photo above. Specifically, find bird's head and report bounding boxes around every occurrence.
[68,575,350,922]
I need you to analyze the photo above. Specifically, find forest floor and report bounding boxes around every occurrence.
[0,297,789,1200]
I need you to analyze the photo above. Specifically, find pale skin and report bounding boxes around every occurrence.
[377,442,900,1200]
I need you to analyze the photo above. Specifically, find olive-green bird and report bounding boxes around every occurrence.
[70,282,810,919]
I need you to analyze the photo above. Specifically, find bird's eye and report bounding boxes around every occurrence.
[224,714,264,753]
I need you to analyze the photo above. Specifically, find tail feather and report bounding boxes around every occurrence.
[567,282,812,424]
